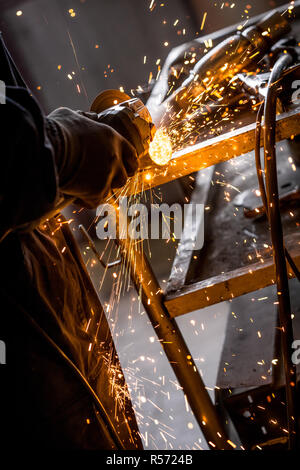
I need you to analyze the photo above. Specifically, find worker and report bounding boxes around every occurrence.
[0,34,142,450]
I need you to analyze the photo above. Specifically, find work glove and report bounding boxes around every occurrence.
[46,107,138,208]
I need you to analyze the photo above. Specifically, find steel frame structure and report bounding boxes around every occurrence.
[117,103,300,451]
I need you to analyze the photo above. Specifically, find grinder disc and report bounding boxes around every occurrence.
[90,89,131,113]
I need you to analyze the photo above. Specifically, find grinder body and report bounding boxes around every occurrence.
[91,90,156,168]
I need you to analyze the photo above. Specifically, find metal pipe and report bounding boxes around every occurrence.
[113,197,232,450]
[264,52,298,449]
[125,106,300,195]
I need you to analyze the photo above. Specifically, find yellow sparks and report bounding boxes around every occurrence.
[227,439,237,448]
[149,128,173,166]
[201,12,207,31]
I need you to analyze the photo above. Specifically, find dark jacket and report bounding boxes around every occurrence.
[0,35,142,450]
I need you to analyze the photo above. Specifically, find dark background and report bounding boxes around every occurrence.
[0,0,288,113]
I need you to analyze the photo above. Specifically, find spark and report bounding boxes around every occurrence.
[227,439,237,448]
[149,0,155,10]
[149,128,173,165]
[201,12,207,31]
[54,1,299,449]
[67,30,89,103]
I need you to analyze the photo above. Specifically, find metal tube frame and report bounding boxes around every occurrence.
[96,1,300,449]
[113,197,233,450]
[263,53,298,448]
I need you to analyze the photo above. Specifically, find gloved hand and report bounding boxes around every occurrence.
[46,107,138,208]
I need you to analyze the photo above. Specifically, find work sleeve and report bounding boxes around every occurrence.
[0,87,59,241]
[0,88,138,241]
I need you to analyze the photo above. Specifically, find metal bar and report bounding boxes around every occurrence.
[147,1,300,114]
[263,53,298,448]
[113,197,233,450]
[79,224,121,268]
[164,233,300,318]
[167,166,214,293]
[244,189,300,219]
[128,107,300,195]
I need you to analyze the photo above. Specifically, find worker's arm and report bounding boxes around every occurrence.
[0,87,137,241]
[47,106,137,207]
